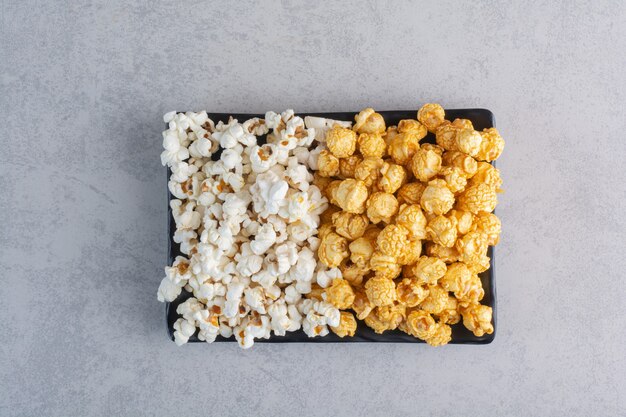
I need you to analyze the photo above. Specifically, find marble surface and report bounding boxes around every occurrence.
[1,1,625,416]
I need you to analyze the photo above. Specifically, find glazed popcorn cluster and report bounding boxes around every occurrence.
[314,104,503,346]
[158,104,503,348]
[158,110,349,348]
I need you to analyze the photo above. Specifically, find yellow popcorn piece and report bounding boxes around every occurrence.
[440,166,467,194]
[364,276,397,307]
[317,149,340,177]
[318,231,349,268]
[412,256,447,285]
[442,150,478,178]
[474,212,501,245]
[455,128,483,157]
[397,119,428,137]
[435,120,458,151]
[388,131,423,165]
[357,132,387,158]
[469,161,503,190]
[439,262,472,293]
[421,179,455,215]
[477,127,505,162]
[404,309,437,340]
[332,211,369,240]
[376,224,411,259]
[419,284,449,314]
[456,183,497,214]
[326,126,357,158]
[330,311,358,337]
[426,215,458,248]
[352,288,374,320]
[461,303,494,337]
[417,103,446,133]
[366,192,399,224]
[396,278,430,307]
[378,162,407,194]
[331,179,369,214]
[354,108,386,134]
[410,147,442,182]
[349,237,376,268]
[354,156,385,187]
[447,209,474,235]
[456,230,489,266]
[338,154,363,179]
[325,278,356,309]
[395,204,427,240]
[375,303,406,331]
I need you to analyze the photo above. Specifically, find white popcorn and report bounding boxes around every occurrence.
[159,110,345,348]
[173,318,196,346]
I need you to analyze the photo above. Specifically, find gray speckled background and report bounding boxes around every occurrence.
[1,1,625,416]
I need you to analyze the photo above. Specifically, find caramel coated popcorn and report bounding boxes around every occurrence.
[331,311,358,337]
[325,278,355,309]
[326,126,357,158]
[312,105,503,345]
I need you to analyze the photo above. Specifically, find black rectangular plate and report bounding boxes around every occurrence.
[166,109,497,344]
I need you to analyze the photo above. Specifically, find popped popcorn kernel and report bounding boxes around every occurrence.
[412,256,447,285]
[354,157,385,187]
[425,322,452,346]
[410,148,442,182]
[447,209,474,235]
[331,179,369,214]
[421,179,455,215]
[330,311,357,337]
[357,132,387,158]
[456,231,489,266]
[455,128,483,157]
[318,231,349,268]
[332,211,369,240]
[435,120,458,151]
[474,212,501,245]
[338,154,363,179]
[426,215,458,248]
[375,303,406,330]
[439,262,472,293]
[366,192,399,224]
[404,309,437,340]
[396,278,430,307]
[376,224,410,259]
[364,276,397,307]
[417,103,446,133]
[440,166,467,194]
[456,183,497,214]
[349,237,376,268]
[378,162,407,194]
[397,119,428,137]
[352,288,375,320]
[369,251,402,279]
[388,131,422,165]
[461,303,494,337]
[442,151,478,178]
[354,108,386,134]
[317,149,340,177]
[325,278,355,309]
[477,128,505,162]
[395,204,427,240]
[326,126,357,158]
[469,161,503,190]
[419,284,449,314]
[396,182,427,205]
[425,242,461,264]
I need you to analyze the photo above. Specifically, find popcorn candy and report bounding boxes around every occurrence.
[396,182,427,205]
[366,192,399,224]
[357,133,387,158]
[376,224,410,259]
[396,278,430,307]
[456,231,489,268]
[375,303,406,330]
[419,284,449,314]
[448,209,474,235]
[455,128,482,157]
[474,212,501,245]
[339,262,369,287]
[439,262,472,294]
[388,131,422,165]
[395,204,427,240]
[348,237,376,267]
[325,278,356,309]
[404,309,436,340]
[417,103,446,133]
[425,242,461,264]
[410,147,442,182]
[317,149,340,177]
[436,295,461,325]
[364,276,397,307]
[440,166,467,194]
[332,211,369,240]
[330,311,357,337]
[331,179,369,214]
[378,162,407,194]
[424,322,452,346]
[326,126,357,158]
[369,251,401,279]
[354,157,385,187]
[477,128,505,162]
[469,161,503,190]
[318,231,349,268]
[412,256,447,285]
[460,303,494,337]
[441,151,478,178]
[397,119,427,137]
[353,108,386,134]
[426,215,458,248]
[338,155,363,179]
[435,120,458,151]
[421,179,455,215]
[351,288,374,320]
[396,238,422,266]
